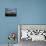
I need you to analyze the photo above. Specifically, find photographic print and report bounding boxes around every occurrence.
[5,8,17,16]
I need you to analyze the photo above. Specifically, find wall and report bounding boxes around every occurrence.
[0,0,46,44]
